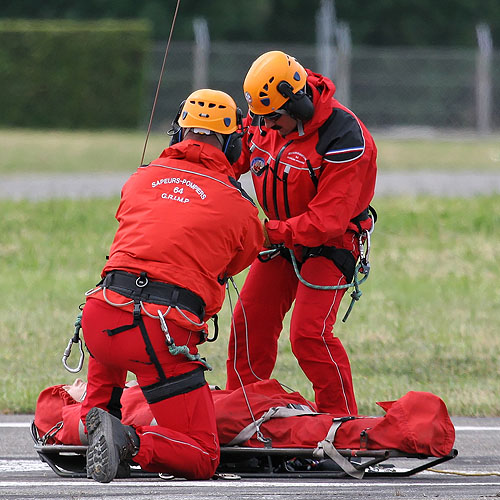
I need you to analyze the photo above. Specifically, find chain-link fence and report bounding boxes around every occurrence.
[143,41,500,134]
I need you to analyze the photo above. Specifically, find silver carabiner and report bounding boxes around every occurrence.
[258,247,282,262]
[358,229,371,275]
[62,337,85,373]
[157,309,173,345]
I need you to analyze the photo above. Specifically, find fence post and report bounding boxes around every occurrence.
[475,23,492,135]
[193,17,210,91]
[315,0,351,106]
[316,0,335,80]
[335,21,351,107]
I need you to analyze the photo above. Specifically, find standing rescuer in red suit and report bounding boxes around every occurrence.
[225,51,377,415]
[80,89,263,483]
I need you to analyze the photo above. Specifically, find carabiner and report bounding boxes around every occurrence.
[257,247,282,263]
[62,336,85,373]
[157,309,173,345]
[358,229,371,275]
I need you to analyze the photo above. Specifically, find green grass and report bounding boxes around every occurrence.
[1,128,499,174]
[375,136,500,172]
[0,129,169,174]
[1,196,499,416]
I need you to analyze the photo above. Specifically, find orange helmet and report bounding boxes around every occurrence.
[243,51,307,115]
[178,89,240,134]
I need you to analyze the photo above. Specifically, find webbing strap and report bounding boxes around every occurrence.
[313,419,364,479]
[141,367,206,404]
[227,405,319,446]
[102,270,205,323]
[105,302,167,382]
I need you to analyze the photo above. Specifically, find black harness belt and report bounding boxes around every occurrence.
[293,206,377,283]
[303,246,356,283]
[141,367,206,404]
[102,270,205,323]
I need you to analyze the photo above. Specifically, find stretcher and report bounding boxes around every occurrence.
[31,427,457,479]
[32,378,457,480]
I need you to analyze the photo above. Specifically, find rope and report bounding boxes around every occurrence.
[168,344,212,371]
[155,308,212,371]
[428,468,500,477]
[140,0,182,166]
[288,249,368,322]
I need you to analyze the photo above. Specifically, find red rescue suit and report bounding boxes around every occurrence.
[81,140,263,479]
[226,70,377,414]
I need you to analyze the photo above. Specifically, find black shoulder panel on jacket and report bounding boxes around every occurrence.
[228,176,256,206]
[316,108,365,163]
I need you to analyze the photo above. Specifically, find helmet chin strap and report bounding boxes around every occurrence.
[297,119,304,136]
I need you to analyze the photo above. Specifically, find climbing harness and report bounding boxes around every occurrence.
[95,270,213,371]
[61,269,215,374]
[259,208,376,322]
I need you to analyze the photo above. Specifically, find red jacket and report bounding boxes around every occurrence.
[234,70,377,250]
[97,140,263,327]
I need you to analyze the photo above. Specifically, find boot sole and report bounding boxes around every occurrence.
[86,408,120,483]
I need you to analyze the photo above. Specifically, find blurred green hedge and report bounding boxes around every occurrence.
[0,20,151,129]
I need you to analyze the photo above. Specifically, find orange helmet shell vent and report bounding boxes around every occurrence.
[179,89,239,134]
[243,51,307,115]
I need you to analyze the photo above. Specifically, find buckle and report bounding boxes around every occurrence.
[135,272,149,288]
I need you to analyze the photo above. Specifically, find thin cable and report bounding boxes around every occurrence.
[229,277,307,400]
[229,277,263,383]
[227,280,265,441]
[140,0,181,167]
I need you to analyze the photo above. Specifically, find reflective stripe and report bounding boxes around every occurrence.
[320,274,352,415]
[141,431,212,457]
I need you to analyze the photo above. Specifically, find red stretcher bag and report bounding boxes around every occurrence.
[211,379,455,457]
[34,378,455,457]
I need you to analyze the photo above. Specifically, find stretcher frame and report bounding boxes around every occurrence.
[30,421,458,480]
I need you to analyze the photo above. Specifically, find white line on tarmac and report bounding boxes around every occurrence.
[0,480,500,488]
[2,422,500,431]
[454,426,500,431]
[0,423,31,428]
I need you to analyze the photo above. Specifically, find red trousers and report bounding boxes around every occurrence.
[226,235,358,415]
[81,297,219,479]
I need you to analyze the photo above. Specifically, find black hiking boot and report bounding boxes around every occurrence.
[85,407,139,483]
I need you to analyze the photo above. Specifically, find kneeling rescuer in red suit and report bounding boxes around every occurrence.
[79,89,263,483]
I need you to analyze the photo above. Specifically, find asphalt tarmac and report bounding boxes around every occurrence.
[1,415,499,499]
[1,170,500,201]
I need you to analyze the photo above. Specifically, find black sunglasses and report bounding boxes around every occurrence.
[261,108,287,121]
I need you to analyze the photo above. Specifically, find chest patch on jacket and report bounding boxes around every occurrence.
[250,157,267,176]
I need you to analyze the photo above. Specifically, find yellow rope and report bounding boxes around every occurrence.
[428,468,500,477]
